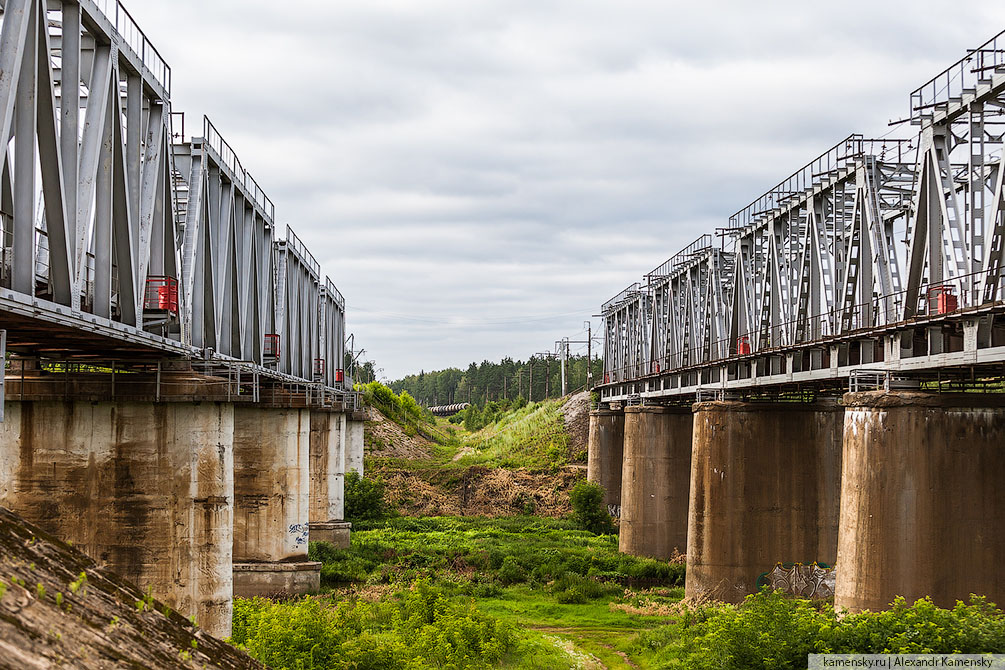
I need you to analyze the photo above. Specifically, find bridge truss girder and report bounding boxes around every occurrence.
[0,0,176,334]
[0,0,353,395]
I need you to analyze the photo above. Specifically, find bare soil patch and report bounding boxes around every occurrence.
[377,465,582,517]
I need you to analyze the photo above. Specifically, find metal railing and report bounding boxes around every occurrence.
[1,356,362,410]
[601,282,644,315]
[848,369,890,392]
[727,137,916,231]
[646,234,714,279]
[910,28,1005,124]
[285,225,321,279]
[603,267,1005,387]
[203,116,276,221]
[324,276,345,311]
[86,0,171,93]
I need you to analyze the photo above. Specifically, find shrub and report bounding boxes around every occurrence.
[636,589,1005,670]
[344,472,388,522]
[231,581,517,669]
[550,573,620,604]
[497,556,527,585]
[570,480,614,534]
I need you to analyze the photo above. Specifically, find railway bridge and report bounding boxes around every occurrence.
[0,0,366,638]
[591,28,1005,612]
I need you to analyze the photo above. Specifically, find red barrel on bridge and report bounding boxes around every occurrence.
[927,285,958,315]
[264,334,280,359]
[143,276,179,315]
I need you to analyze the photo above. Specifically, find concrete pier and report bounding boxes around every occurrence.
[232,407,319,597]
[0,400,235,638]
[685,400,842,603]
[836,391,1005,612]
[587,408,625,512]
[619,406,693,559]
[308,410,351,548]
[345,411,366,476]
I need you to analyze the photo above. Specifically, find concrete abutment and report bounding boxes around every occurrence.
[587,408,625,512]
[836,391,1005,612]
[619,406,693,559]
[685,400,842,603]
[0,399,235,638]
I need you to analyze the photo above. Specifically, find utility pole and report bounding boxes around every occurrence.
[529,359,534,401]
[555,339,568,397]
[546,356,550,398]
[554,326,593,391]
[537,352,555,399]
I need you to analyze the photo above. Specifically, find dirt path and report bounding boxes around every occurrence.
[528,625,641,670]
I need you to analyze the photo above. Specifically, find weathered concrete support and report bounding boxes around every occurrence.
[232,407,319,597]
[0,400,234,638]
[345,410,366,477]
[686,400,842,603]
[309,410,351,548]
[836,392,1005,612]
[587,408,625,512]
[619,406,693,559]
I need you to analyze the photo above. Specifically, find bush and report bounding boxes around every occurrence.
[550,573,620,604]
[231,581,517,670]
[344,471,388,522]
[497,556,527,585]
[636,589,1005,670]
[570,480,614,534]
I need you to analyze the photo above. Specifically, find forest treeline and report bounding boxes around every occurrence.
[389,355,603,406]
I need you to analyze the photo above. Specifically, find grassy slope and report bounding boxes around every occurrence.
[367,396,579,472]
[453,399,577,471]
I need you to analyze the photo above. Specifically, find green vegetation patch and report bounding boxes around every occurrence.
[452,399,572,472]
[637,589,1005,669]
[308,516,683,593]
[231,580,517,670]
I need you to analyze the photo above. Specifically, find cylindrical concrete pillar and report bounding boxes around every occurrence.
[686,400,842,603]
[619,406,693,559]
[836,391,1005,612]
[232,407,318,597]
[587,409,625,511]
[345,413,365,477]
[309,410,350,548]
[0,400,234,638]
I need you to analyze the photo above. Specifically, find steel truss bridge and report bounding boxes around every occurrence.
[0,0,357,410]
[600,28,1005,405]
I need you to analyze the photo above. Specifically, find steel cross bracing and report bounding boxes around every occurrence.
[0,0,355,402]
[599,29,1005,404]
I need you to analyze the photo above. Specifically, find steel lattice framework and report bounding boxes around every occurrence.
[601,28,1005,404]
[0,0,352,398]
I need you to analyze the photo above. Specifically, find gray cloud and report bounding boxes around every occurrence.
[127,0,1005,378]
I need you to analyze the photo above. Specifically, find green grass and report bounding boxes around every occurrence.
[308,516,684,589]
[477,585,666,669]
[453,399,573,472]
[365,393,580,478]
[302,516,686,669]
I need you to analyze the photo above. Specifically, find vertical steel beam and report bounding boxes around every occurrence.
[36,0,72,305]
[61,1,80,304]
[12,0,36,295]
[0,0,32,170]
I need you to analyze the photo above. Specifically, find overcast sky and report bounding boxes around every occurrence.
[127,0,1004,380]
